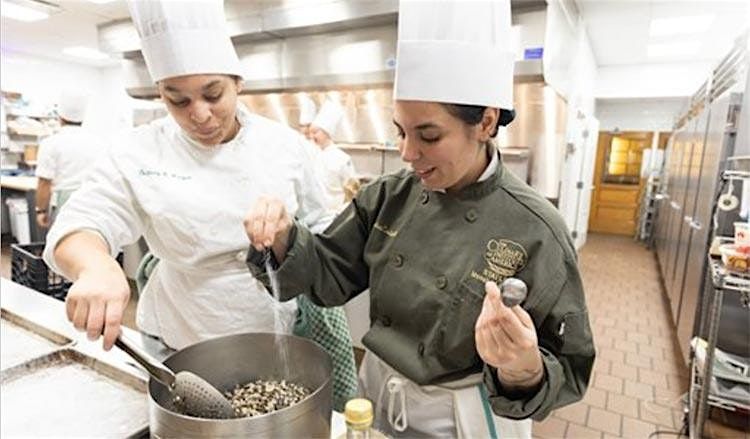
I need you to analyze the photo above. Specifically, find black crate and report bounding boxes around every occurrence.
[11,242,71,301]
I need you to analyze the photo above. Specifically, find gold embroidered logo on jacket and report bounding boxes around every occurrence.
[470,239,527,283]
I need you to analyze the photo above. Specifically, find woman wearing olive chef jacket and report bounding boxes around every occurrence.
[244,0,595,437]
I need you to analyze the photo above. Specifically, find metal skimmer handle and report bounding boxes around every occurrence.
[115,335,176,388]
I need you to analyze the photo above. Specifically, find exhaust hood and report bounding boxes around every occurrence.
[101,0,546,98]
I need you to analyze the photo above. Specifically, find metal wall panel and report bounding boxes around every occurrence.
[655,135,676,269]
[675,93,733,364]
[660,130,684,278]
[670,109,710,326]
[663,126,693,307]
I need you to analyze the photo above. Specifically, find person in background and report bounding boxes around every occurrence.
[309,100,360,212]
[244,0,594,436]
[297,94,317,140]
[35,92,102,228]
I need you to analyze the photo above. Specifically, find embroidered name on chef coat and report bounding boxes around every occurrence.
[138,169,192,180]
[470,238,527,284]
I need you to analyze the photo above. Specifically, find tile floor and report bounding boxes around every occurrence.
[1,233,747,438]
[531,234,748,439]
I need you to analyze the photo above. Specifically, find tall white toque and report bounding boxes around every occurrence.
[394,0,514,109]
[127,0,243,82]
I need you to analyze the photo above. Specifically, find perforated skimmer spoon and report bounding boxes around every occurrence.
[114,335,235,419]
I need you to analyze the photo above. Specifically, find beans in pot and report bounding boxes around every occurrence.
[225,379,310,418]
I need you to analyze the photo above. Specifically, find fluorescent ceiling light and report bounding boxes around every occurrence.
[87,0,116,3]
[63,46,109,60]
[647,42,699,58]
[1,0,55,22]
[649,15,714,37]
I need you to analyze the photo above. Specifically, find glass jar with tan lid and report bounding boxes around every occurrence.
[337,398,388,439]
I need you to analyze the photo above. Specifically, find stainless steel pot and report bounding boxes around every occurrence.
[148,333,332,438]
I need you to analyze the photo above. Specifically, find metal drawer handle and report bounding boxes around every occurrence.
[670,201,680,210]
[690,220,702,230]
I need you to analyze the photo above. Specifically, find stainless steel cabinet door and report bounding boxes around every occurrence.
[671,109,710,328]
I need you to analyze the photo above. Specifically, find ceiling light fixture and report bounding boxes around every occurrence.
[647,42,699,58]
[63,46,110,60]
[649,15,714,37]
[1,0,60,22]
[86,0,117,3]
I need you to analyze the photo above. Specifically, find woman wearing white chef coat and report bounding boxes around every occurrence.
[43,0,335,352]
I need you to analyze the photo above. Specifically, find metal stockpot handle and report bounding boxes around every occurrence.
[115,335,176,388]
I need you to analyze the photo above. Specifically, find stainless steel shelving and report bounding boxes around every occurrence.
[688,170,750,439]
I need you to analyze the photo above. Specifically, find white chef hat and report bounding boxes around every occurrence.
[394,0,514,110]
[127,0,243,82]
[311,100,344,136]
[57,91,89,123]
[298,94,317,125]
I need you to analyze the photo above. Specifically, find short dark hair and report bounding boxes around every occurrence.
[441,104,515,137]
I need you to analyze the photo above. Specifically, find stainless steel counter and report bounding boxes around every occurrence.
[0,278,171,369]
[0,278,346,437]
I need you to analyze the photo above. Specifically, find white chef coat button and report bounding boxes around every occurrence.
[236,250,248,262]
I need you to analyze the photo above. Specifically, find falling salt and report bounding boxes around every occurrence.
[265,251,291,378]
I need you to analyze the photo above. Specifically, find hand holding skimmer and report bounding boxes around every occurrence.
[114,335,235,419]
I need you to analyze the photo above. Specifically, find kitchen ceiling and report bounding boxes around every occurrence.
[1,0,748,68]
[576,0,749,66]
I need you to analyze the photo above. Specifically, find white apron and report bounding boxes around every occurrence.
[359,351,532,438]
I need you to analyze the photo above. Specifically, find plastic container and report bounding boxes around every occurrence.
[734,222,750,253]
[719,243,749,273]
[11,242,71,300]
[5,197,30,244]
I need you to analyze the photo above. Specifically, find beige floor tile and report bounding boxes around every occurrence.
[639,400,675,429]
[586,407,622,436]
[595,374,624,393]
[606,393,639,419]
[566,423,603,439]
[626,331,650,345]
[610,363,638,382]
[624,380,655,400]
[637,343,665,360]
[582,387,607,409]
[625,351,652,369]
[638,368,669,390]
[555,402,589,425]
[621,416,656,439]
[614,339,639,354]
[532,415,568,438]
[599,347,626,364]
[594,358,612,375]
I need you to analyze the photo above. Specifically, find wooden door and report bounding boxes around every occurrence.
[589,131,654,235]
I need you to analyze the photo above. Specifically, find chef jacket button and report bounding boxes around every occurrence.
[436,276,448,289]
[381,316,392,327]
[236,250,248,262]
[418,342,425,356]
[465,209,478,223]
[452,296,462,306]
[391,254,404,267]
[420,191,429,204]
